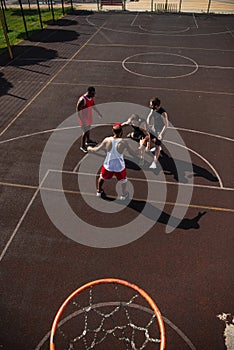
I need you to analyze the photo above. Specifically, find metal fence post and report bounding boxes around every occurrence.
[18,0,29,39]
[0,6,13,58]
[61,0,65,15]
[0,0,8,32]
[50,0,55,22]
[179,0,182,12]
[36,0,43,29]
[207,0,212,13]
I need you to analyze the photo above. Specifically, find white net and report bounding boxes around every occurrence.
[51,280,164,350]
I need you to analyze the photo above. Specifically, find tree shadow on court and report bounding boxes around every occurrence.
[8,45,58,67]
[157,150,218,183]
[17,28,80,43]
[51,18,78,26]
[72,10,94,16]
[127,199,207,230]
[0,72,13,98]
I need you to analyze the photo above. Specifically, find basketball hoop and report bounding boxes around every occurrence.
[50,278,166,350]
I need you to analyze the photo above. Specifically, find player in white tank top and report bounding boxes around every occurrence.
[103,137,125,172]
[87,123,134,200]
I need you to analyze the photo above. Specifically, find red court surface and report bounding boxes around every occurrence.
[0,11,234,350]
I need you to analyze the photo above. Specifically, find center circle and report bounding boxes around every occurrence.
[122,52,198,79]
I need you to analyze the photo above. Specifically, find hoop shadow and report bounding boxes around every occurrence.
[158,150,218,183]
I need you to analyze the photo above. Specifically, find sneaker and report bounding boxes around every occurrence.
[96,190,104,197]
[150,146,162,152]
[120,192,129,201]
[149,162,157,169]
[80,146,88,153]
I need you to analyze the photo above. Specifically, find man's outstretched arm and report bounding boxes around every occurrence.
[87,138,107,152]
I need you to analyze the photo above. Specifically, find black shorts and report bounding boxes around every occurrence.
[127,130,145,142]
[150,133,162,146]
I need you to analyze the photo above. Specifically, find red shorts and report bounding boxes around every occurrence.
[100,166,127,182]
[78,115,93,127]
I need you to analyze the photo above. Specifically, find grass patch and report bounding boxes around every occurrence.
[0,6,73,55]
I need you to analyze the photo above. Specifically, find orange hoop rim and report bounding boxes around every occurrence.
[50,278,166,350]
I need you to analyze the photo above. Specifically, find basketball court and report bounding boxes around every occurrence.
[0,10,234,350]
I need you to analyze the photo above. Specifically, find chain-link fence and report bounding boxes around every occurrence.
[0,0,233,59]
[76,0,234,14]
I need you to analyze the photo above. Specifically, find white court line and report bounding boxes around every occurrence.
[0,164,232,262]
[0,126,79,145]
[0,125,233,146]
[86,17,232,37]
[16,58,234,71]
[165,140,223,188]
[0,22,106,138]
[0,125,231,190]
[52,169,234,192]
[226,26,234,39]
[131,12,139,26]
[99,29,113,44]
[34,303,197,350]
[88,43,234,53]
[138,25,191,34]
[174,127,234,142]
[192,13,199,29]
[50,82,234,96]
[121,51,199,79]
[73,153,89,172]
[0,170,50,263]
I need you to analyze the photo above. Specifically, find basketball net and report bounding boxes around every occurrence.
[50,278,166,350]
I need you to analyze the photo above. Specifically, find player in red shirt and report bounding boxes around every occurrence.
[76,86,102,153]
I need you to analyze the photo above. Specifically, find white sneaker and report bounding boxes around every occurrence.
[150,146,162,152]
[149,162,157,169]
[96,190,104,197]
[120,192,129,201]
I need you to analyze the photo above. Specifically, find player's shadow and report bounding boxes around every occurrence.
[0,72,13,98]
[158,150,218,183]
[125,158,141,170]
[127,199,207,230]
